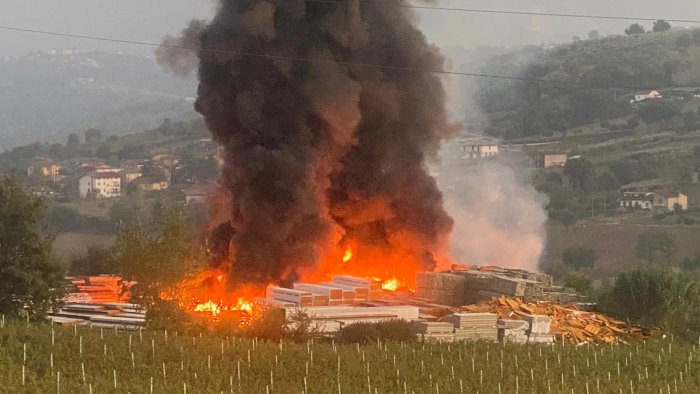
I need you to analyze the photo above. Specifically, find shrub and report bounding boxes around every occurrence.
[562,246,597,270]
[338,320,417,344]
[244,309,286,341]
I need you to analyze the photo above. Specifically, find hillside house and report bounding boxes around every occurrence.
[182,182,216,205]
[620,192,654,210]
[27,159,61,181]
[130,177,169,192]
[632,90,663,103]
[655,191,688,211]
[456,138,499,159]
[79,172,121,198]
[537,152,568,168]
[620,191,688,211]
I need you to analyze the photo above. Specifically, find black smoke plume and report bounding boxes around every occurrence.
[161,0,456,286]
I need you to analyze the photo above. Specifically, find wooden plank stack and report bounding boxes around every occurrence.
[48,303,145,329]
[442,313,498,342]
[67,276,128,304]
[415,272,467,306]
[414,322,456,343]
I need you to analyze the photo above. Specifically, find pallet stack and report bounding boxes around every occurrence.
[285,305,420,333]
[415,272,467,306]
[442,312,498,342]
[66,276,128,304]
[48,302,145,329]
[524,314,555,343]
[414,322,456,342]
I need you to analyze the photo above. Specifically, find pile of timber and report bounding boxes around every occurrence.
[48,302,145,329]
[285,305,419,333]
[66,276,128,304]
[266,276,384,307]
[414,322,456,342]
[462,296,653,344]
[441,313,498,342]
[416,266,586,307]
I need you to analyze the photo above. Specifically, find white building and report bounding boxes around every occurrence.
[79,172,121,198]
[456,138,500,159]
[632,90,663,103]
[620,192,654,210]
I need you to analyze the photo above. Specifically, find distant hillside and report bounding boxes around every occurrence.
[477,28,700,140]
[0,50,198,149]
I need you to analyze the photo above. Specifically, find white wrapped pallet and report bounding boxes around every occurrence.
[522,314,552,334]
[321,282,365,300]
[293,283,344,300]
[266,287,313,307]
[332,275,381,291]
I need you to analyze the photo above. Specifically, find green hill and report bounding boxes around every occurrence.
[478,29,700,140]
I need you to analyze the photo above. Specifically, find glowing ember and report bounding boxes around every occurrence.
[381,278,399,292]
[342,247,353,263]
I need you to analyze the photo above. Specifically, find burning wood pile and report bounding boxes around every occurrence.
[463,297,653,344]
[66,276,129,304]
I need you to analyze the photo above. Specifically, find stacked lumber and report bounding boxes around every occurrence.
[284,306,419,333]
[67,276,128,304]
[442,313,498,342]
[331,276,383,300]
[416,272,467,306]
[497,319,529,343]
[48,303,145,329]
[462,296,652,344]
[414,322,455,343]
[266,287,314,307]
[293,283,346,306]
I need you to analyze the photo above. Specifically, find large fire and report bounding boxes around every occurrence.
[167,242,424,325]
[162,270,263,325]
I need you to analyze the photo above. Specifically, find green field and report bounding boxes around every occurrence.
[0,321,698,393]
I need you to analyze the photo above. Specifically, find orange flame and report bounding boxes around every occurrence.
[342,247,353,263]
[381,278,399,291]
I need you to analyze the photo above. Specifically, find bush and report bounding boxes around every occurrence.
[244,309,286,341]
[338,320,417,344]
[562,246,597,270]
[145,299,196,332]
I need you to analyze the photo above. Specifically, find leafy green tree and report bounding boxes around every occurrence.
[66,133,80,152]
[652,20,672,33]
[588,30,600,40]
[638,100,680,123]
[676,34,693,50]
[84,128,103,145]
[635,229,674,264]
[96,144,111,159]
[564,158,594,191]
[625,24,645,35]
[114,206,206,306]
[562,246,597,270]
[70,247,116,276]
[0,176,65,319]
[600,269,671,326]
[563,271,592,293]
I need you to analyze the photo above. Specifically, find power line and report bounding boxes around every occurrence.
[307,0,700,24]
[0,25,642,90]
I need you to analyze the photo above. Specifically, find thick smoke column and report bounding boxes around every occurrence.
[162,0,455,285]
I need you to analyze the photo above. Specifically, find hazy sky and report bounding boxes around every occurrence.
[2,0,700,58]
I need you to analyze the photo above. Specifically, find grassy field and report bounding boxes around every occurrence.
[0,321,698,393]
[544,222,700,279]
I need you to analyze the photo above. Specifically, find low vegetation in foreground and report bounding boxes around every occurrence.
[0,320,698,393]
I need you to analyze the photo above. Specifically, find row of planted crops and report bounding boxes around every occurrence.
[0,320,699,393]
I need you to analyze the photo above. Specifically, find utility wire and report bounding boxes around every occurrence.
[0,25,644,90]
[307,0,700,24]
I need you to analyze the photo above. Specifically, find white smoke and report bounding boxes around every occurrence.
[437,149,548,271]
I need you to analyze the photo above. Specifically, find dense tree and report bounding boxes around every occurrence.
[625,24,645,35]
[562,246,597,270]
[96,144,112,159]
[114,206,206,306]
[0,176,65,319]
[676,34,693,50]
[694,29,700,45]
[84,128,103,145]
[588,30,600,40]
[638,100,680,123]
[71,247,116,276]
[66,133,80,152]
[635,229,674,264]
[653,20,672,33]
[564,158,594,191]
